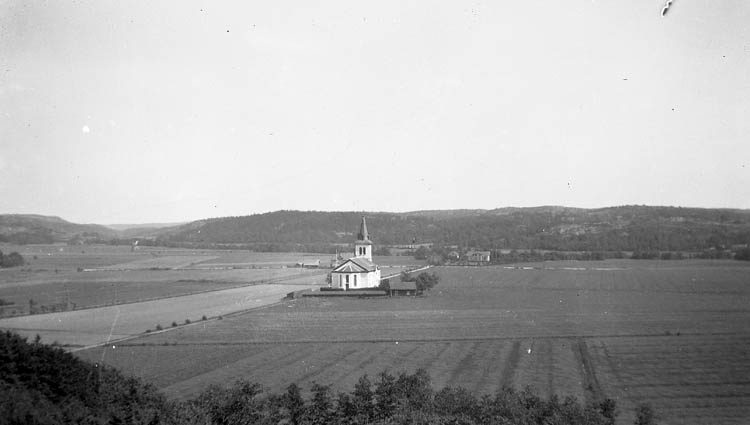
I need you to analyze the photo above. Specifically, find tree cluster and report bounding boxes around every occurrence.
[0,331,165,424]
[163,369,652,425]
[735,247,750,261]
[0,250,24,268]
[400,272,440,292]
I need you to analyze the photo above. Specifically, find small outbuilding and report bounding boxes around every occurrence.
[467,250,491,264]
[296,259,320,268]
[389,281,417,296]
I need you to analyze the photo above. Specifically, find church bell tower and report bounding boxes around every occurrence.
[354,215,373,260]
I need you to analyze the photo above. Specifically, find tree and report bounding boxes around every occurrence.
[415,272,440,292]
[434,386,478,417]
[735,247,750,261]
[413,246,429,260]
[306,382,333,424]
[352,374,375,421]
[598,398,618,425]
[634,403,656,425]
[283,383,305,425]
[0,251,24,268]
[378,279,390,292]
[374,371,398,420]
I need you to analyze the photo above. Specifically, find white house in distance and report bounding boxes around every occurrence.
[467,250,491,264]
[331,216,381,290]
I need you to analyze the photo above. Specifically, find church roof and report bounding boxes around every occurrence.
[332,257,378,273]
[355,215,372,244]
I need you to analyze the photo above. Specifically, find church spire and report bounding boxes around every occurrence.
[357,215,370,241]
[354,215,373,259]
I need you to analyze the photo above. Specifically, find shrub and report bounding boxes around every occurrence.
[171,321,178,327]
[155,324,162,331]
[634,403,656,425]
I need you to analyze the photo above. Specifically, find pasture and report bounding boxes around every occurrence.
[0,244,330,314]
[0,283,313,348]
[76,260,750,425]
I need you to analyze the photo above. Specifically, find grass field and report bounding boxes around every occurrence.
[0,245,330,314]
[0,283,315,348]
[75,260,750,425]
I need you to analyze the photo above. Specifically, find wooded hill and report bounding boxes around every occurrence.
[0,214,117,245]
[153,206,750,252]
[2,206,749,252]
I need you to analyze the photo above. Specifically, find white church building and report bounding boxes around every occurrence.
[330,216,381,290]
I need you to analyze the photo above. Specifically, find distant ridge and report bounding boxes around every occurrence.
[150,206,750,252]
[0,214,118,244]
[104,222,187,231]
[2,206,749,252]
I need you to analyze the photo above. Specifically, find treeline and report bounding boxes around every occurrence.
[152,207,750,253]
[4,207,750,254]
[1,331,657,425]
[0,228,54,245]
[0,250,24,268]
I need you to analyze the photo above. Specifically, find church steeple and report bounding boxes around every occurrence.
[354,215,373,260]
[357,215,370,242]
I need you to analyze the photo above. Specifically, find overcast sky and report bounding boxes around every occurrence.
[1,1,748,224]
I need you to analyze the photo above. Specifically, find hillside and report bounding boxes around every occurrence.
[0,214,117,244]
[3,207,749,252]
[152,206,750,252]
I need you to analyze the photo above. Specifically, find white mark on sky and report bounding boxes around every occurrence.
[82,125,90,133]
[662,0,674,16]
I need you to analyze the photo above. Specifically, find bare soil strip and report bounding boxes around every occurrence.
[500,340,521,389]
[574,338,602,403]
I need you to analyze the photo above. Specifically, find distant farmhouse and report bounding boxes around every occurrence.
[296,258,320,268]
[330,216,382,290]
[467,250,491,264]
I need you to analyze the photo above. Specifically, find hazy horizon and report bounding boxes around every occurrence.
[3,203,750,227]
[2,1,748,224]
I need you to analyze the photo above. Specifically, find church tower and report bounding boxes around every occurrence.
[354,215,373,260]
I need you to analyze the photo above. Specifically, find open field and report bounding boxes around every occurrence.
[0,245,330,314]
[75,260,750,425]
[0,283,313,348]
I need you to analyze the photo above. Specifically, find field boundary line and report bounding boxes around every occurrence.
[111,330,750,348]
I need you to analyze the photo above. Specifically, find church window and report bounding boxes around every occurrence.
[353,275,357,286]
[345,275,349,284]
